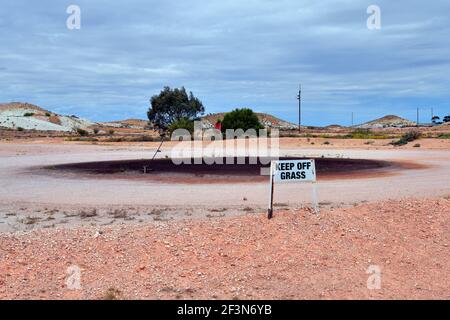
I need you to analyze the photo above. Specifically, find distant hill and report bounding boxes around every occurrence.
[100,119,149,130]
[355,115,416,129]
[0,103,301,133]
[324,124,347,130]
[0,102,96,132]
[101,113,299,131]
[201,112,299,130]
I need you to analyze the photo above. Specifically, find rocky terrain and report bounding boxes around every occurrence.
[0,102,95,132]
[3,102,448,135]
[356,115,417,129]
[0,197,448,299]
[99,119,150,130]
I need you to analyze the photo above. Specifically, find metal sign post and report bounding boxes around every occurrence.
[267,159,318,219]
[267,161,275,219]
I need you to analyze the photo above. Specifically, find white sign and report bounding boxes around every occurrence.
[272,159,316,183]
[267,159,318,219]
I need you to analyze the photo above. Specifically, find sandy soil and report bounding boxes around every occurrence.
[0,139,449,233]
[0,197,448,299]
[0,137,448,299]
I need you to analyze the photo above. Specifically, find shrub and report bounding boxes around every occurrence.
[391,131,421,146]
[108,129,115,135]
[103,136,155,142]
[76,128,89,136]
[221,108,264,135]
[23,112,34,117]
[168,117,195,135]
[103,137,124,142]
[323,141,331,145]
[65,137,98,142]
[342,129,390,140]
[103,287,121,300]
[17,127,24,131]
[45,113,51,117]
[413,143,421,148]
[93,128,99,135]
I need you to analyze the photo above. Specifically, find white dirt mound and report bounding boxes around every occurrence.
[0,102,96,132]
[356,115,416,129]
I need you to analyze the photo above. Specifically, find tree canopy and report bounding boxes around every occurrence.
[147,87,204,130]
[221,108,264,134]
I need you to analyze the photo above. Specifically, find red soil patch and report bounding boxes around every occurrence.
[0,197,448,299]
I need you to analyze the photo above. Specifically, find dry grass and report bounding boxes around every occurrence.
[79,209,97,218]
[210,208,228,212]
[103,287,122,300]
[110,209,127,219]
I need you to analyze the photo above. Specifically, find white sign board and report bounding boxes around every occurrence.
[272,159,316,183]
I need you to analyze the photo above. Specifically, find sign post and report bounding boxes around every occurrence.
[267,159,317,219]
[267,161,275,219]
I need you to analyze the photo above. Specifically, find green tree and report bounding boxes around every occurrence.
[221,108,264,134]
[147,87,204,131]
[168,117,195,135]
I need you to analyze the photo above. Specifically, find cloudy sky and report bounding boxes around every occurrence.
[1,0,449,125]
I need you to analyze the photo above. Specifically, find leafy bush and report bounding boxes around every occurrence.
[221,108,264,135]
[17,127,24,131]
[76,128,89,136]
[102,136,155,143]
[168,117,194,134]
[103,287,121,300]
[103,137,124,142]
[45,113,51,117]
[345,129,390,140]
[438,133,450,139]
[23,112,34,117]
[391,131,421,146]
[93,128,99,135]
[65,137,98,142]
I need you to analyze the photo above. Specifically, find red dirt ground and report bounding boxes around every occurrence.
[0,197,448,300]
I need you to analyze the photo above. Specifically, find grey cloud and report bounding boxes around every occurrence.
[0,0,449,125]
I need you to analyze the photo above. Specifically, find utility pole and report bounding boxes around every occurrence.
[297,84,301,134]
[417,107,419,127]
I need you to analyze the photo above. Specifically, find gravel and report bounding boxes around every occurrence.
[0,197,448,300]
